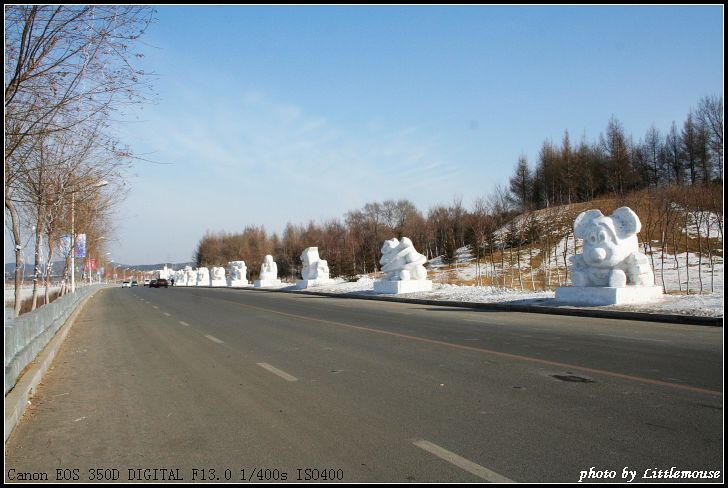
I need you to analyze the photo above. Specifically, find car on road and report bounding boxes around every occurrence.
[121,281,131,288]
[144,279,151,286]
[149,279,158,288]
[156,278,169,288]
[131,280,139,287]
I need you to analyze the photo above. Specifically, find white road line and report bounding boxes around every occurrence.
[163,312,171,317]
[205,335,224,344]
[152,305,158,309]
[462,319,504,326]
[179,321,190,327]
[256,362,298,382]
[598,334,668,343]
[413,439,515,483]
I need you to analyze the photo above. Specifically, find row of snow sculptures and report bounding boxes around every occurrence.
[555,206,663,306]
[173,266,197,286]
[254,255,281,287]
[296,247,333,289]
[373,237,432,294]
[196,267,210,287]
[210,267,227,287]
[228,261,248,287]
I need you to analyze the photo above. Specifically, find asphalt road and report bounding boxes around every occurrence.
[5,286,723,483]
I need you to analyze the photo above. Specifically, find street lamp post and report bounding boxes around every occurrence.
[105,253,111,284]
[86,236,105,285]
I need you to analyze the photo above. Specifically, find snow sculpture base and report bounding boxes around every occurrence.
[210,279,227,287]
[296,278,334,290]
[555,286,663,306]
[374,280,432,294]
[229,280,249,287]
[254,279,282,288]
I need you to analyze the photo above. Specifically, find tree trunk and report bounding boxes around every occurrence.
[671,230,681,292]
[516,241,523,290]
[6,196,23,316]
[31,207,45,311]
[684,208,690,295]
[659,229,667,293]
[695,211,703,294]
[45,236,55,304]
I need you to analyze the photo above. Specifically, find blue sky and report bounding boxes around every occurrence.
[97,5,723,264]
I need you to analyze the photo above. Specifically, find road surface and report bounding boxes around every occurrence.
[5,287,723,482]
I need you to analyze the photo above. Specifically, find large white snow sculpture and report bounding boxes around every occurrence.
[555,206,662,305]
[183,266,196,287]
[171,269,184,286]
[373,237,432,294]
[196,266,210,287]
[254,255,281,287]
[210,266,227,287]
[228,261,248,287]
[296,247,334,289]
[178,269,190,287]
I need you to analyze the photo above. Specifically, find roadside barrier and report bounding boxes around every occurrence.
[4,284,108,395]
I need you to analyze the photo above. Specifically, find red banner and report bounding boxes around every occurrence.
[89,258,96,270]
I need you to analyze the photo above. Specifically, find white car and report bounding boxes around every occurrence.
[121,281,131,288]
[143,279,151,286]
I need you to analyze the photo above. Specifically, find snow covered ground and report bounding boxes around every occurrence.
[402,238,723,318]
[264,274,723,319]
[5,283,64,306]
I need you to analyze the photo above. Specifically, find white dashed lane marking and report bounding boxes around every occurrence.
[413,439,515,483]
[256,363,298,382]
[205,335,224,344]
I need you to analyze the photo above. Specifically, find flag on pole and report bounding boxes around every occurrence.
[75,234,86,258]
[60,234,72,257]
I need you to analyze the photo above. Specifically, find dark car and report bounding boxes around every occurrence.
[149,279,158,288]
[156,278,169,288]
[131,280,138,287]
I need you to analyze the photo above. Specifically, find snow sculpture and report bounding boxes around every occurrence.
[556,207,662,305]
[296,247,334,289]
[196,266,210,287]
[373,237,432,294]
[183,266,196,287]
[210,266,227,287]
[172,269,184,286]
[228,261,248,287]
[254,255,281,287]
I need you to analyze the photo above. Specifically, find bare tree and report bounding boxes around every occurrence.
[509,155,533,211]
[5,5,155,160]
[696,95,723,182]
[5,5,154,313]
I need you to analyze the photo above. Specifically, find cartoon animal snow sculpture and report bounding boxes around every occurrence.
[569,207,654,288]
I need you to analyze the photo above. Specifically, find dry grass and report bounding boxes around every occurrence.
[11,289,63,315]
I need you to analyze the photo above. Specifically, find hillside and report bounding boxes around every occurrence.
[426,194,723,296]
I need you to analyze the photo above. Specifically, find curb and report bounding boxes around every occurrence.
[211,285,723,327]
[4,288,102,442]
